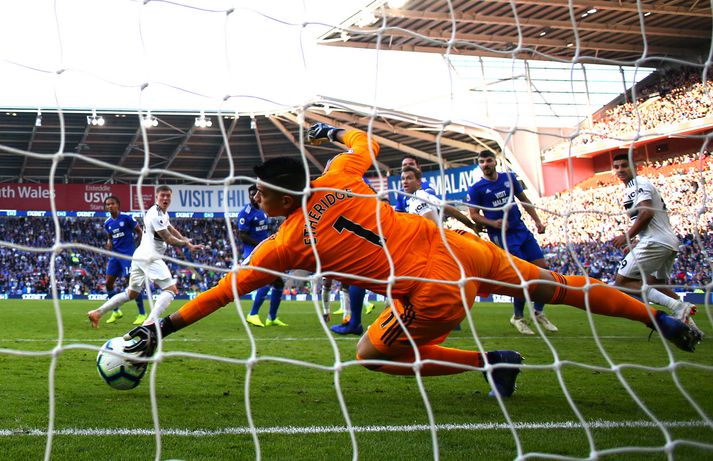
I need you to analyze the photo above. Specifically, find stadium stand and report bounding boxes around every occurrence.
[536,154,713,286]
[0,218,233,296]
[0,217,319,297]
[545,66,713,157]
[2,155,711,296]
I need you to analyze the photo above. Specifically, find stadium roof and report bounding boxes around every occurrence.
[0,102,499,185]
[1,0,710,185]
[443,56,656,126]
[319,0,712,64]
[317,0,710,126]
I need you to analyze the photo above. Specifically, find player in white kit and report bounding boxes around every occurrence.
[400,165,477,230]
[88,185,204,328]
[610,154,703,337]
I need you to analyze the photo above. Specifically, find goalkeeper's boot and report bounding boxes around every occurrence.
[484,350,523,398]
[133,314,148,325]
[330,323,364,336]
[265,317,288,327]
[534,312,558,333]
[364,302,375,315]
[246,314,265,328]
[510,316,535,335]
[649,310,702,352]
[106,309,123,324]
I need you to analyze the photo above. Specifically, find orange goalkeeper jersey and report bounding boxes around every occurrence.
[229,129,451,297]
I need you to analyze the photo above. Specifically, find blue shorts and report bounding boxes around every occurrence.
[106,257,132,278]
[489,229,544,263]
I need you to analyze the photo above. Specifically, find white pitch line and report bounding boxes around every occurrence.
[2,335,646,344]
[0,420,709,437]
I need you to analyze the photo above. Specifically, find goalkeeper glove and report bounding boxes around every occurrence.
[307,123,343,145]
[123,317,175,357]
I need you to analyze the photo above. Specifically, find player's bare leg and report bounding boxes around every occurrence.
[88,289,136,329]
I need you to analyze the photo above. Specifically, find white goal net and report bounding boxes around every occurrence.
[0,1,711,460]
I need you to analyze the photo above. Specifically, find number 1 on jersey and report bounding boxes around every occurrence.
[333,216,384,247]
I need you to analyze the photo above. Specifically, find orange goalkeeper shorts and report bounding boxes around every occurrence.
[367,230,540,354]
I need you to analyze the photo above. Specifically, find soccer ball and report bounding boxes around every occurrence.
[96,336,147,390]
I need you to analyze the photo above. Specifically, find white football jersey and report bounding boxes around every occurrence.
[622,176,679,250]
[405,189,441,217]
[134,204,171,258]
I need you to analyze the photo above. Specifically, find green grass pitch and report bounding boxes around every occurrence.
[0,299,711,460]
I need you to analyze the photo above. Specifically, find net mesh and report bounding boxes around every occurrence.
[0,1,712,460]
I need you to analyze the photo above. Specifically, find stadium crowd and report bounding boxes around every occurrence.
[1,151,711,296]
[535,153,713,286]
[0,217,234,296]
[0,216,317,297]
[545,67,712,156]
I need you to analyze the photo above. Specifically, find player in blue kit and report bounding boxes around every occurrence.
[238,185,287,327]
[102,195,147,325]
[466,151,558,335]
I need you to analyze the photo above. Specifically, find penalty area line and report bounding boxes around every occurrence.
[1,420,708,437]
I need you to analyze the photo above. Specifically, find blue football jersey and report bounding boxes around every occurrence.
[465,172,528,237]
[237,203,270,258]
[104,213,138,256]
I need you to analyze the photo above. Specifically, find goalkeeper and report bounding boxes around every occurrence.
[124,124,701,397]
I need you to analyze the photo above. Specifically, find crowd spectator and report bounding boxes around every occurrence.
[1,157,711,294]
[533,155,713,288]
[545,67,712,156]
[0,217,235,296]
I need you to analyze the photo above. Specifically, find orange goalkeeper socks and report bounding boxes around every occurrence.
[358,345,484,376]
[549,273,656,324]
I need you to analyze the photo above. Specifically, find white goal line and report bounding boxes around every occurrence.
[5,335,649,343]
[1,420,709,437]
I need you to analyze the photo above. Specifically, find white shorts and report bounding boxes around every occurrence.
[128,259,176,292]
[617,241,677,281]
